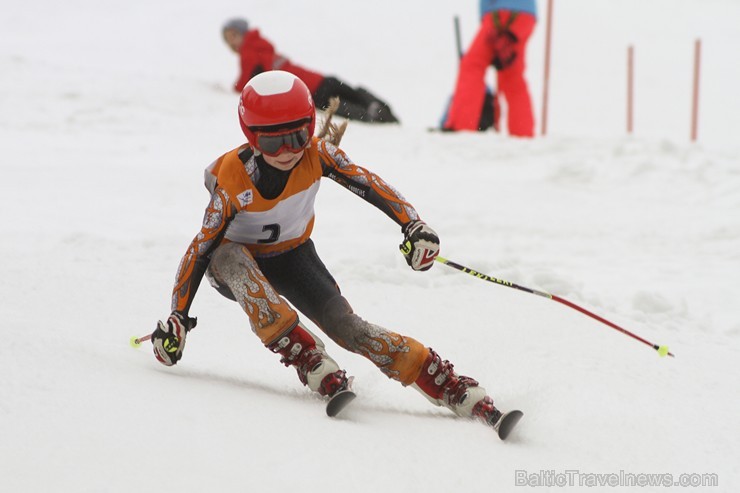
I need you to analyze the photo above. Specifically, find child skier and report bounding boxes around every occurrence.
[152,70,519,436]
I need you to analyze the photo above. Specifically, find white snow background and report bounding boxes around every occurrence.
[1,0,739,491]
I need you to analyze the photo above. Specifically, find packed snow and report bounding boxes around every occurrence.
[1,0,738,492]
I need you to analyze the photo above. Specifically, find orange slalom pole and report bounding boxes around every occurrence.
[691,38,702,142]
[541,0,554,136]
[627,45,634,134]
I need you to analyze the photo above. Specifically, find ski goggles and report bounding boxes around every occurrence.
[254,125,310,157]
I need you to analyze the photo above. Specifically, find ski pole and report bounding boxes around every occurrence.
[454,16,463,61]
[129,333,152,348]
[434,256,674,358]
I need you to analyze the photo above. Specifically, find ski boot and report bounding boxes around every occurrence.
[268,322,355,416]
[413,349,522,439]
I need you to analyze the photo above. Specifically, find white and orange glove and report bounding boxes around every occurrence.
[152,312,197,366]
[400,220,440,271]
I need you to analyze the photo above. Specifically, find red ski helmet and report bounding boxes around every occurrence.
[238,71,316,150]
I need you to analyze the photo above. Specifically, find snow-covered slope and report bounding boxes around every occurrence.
[1,1,738,491]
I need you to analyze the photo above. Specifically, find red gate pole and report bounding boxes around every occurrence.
[541,0,554,136]
[627,45,634,134]
[691,38,702,142]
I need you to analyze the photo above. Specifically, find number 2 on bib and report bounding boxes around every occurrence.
[258,224,281,243]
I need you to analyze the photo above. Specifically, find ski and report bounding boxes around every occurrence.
[326,389,356,417]
[494,410,524,440]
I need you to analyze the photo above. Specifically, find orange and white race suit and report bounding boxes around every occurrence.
[169,137,431,385]
[172,137,419,314]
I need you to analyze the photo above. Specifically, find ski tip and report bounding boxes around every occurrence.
[496,410,524,440]
[326,390,356,418]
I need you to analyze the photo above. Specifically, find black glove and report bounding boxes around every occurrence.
[400,220,440,271]
[152,312,197,366]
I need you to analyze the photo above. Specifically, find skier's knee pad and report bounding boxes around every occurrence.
[208,243,297,344]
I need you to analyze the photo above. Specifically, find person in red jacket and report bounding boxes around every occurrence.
[222,18,398,124]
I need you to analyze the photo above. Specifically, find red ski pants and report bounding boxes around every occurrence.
[445,11,536,136]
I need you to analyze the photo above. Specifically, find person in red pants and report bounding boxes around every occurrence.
[444,1,537,137]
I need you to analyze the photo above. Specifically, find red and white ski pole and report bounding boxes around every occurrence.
[435,256,674,358]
